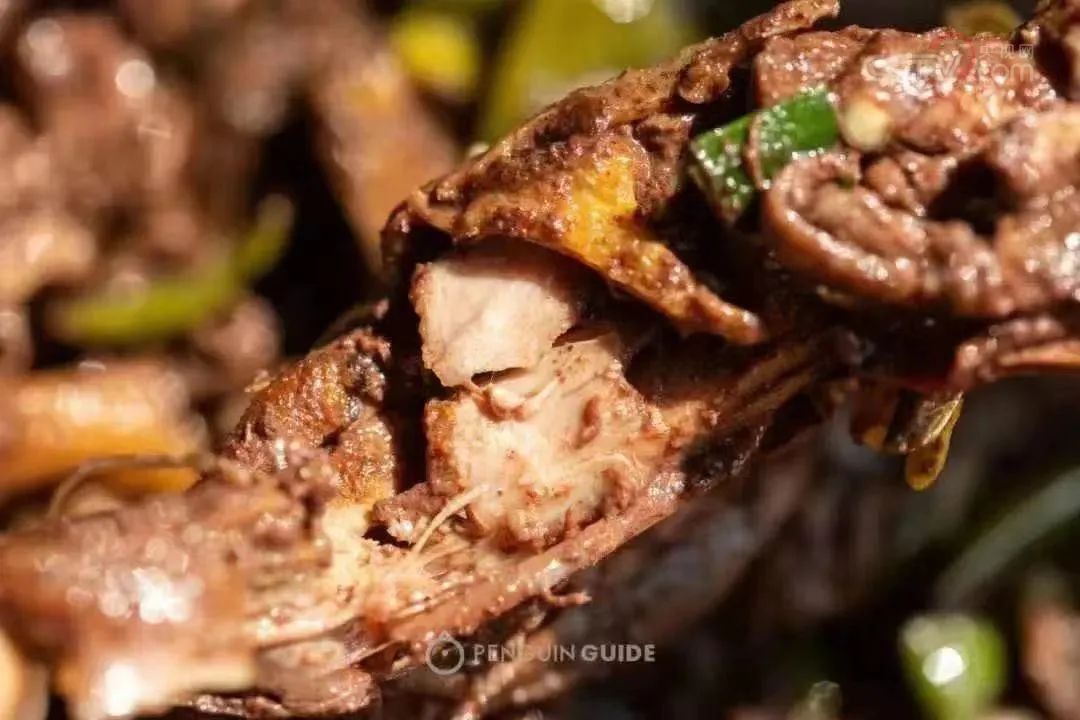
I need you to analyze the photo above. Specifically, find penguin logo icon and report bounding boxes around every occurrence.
[426,632,466,676]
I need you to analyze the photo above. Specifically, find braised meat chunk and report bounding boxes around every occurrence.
[4,1,1080,719]
[412,241,586,387]
[425,329,669,549]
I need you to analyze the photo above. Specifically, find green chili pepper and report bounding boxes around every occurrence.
[900,614,1006,720]
[51,195,293,346]
[689,88,839,223]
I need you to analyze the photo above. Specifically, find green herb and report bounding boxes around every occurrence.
[689,88,838,223]
[51,195,293,346]
[900,615,1006,720]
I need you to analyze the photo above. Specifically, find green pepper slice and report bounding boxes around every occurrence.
[689,88,839,223]
[51,196,293,346]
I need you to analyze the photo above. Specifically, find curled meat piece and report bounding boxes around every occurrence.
[763,151,1005,314]
[832,30,1055,153]
[762,113,1080,317]
[952,312,1080,387]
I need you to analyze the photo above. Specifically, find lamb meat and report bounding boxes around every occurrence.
[762,124,1080,317]
[831,29,1055,154]
[5,1,1080,718]
[399,130,768,344]
[754,28,873,106]
[0,457,336,720]
[412,241,586,388]
[424,329,669,549]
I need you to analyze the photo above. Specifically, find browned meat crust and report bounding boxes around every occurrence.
[222,331,388,470]
[411,128,768,342]
[384,0,842,345]
[754,27,874,106]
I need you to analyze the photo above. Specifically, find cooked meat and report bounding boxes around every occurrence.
[385,0,845,344]
[307,1,456,272]
[0,210,95,306]
[754,28,872,106]
[0,457,337,720]
[676,0,841,103]
[862,150,959,216]
[411,130,766,343]
[0,361,202,497]
[987,105,1080,199]
[1021,0,1080,99]
[0,332,420,718]
[6,2,1080,718]
[636,334,836,448]
[763,104,1080,317]
[952,312,1080,387]
[413,241,585,387]
[447,441,813,719]
[222,329,389,473]
[832,30,1055,153]
[424,329,670,549]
